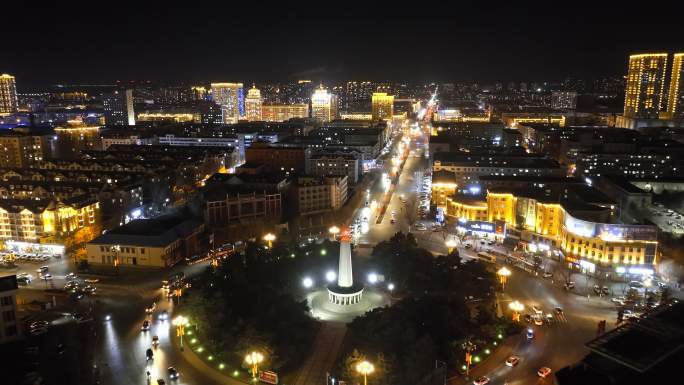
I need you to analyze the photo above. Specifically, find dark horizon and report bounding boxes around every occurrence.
[4,1,684,89]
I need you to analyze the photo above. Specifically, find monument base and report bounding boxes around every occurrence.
[327,283,364,306]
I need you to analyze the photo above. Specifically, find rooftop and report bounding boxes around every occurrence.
[90,215,203,247]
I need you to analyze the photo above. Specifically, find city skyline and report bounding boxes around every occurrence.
[4,2,684,87]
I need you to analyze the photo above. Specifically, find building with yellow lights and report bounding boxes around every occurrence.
[501,112,566,128]
[0,74,18,115]
[261,104,309,122]
[0,197,100,244]
[245,86,263,121]
[137,111,200,123]
[445,187,659,276]
[0,132,45,168]
[624,53,668,120]
[667,53,684,119]
[371,92,394,121]
[211,82,244,124]
[311,86,338,122]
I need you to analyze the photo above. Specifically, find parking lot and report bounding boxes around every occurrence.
[647,203,684,235]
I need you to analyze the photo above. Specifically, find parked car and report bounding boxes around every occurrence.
[542,272,553,279]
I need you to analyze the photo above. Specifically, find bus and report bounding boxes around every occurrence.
[476,252,497,263]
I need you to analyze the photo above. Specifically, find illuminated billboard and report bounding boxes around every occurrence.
[565,213,657,241]
[462,220,506,235]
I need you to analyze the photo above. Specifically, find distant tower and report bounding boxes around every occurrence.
[372,92,394,121]
[102,89,135,126]
[211,82,244,123]
[311,85,334,122]
[328,228,364,306]
[245,85,263,121]
[0,74,18,115]
[667,53,684,119]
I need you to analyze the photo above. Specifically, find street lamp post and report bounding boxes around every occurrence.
[172,315,188,351]
[497,267,511,291]
[263,233,276,249]
[445,239,458,254]
[245,351,264,380]
[329,226,340,241]
[508,300,524,322]
[356,360,374,385]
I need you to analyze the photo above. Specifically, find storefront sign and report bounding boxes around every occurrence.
[259,371,278,384]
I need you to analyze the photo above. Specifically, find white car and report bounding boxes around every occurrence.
[537,367,552,378]
[505,355,520,367]
[472,376,490,385]
[532,305,543,314]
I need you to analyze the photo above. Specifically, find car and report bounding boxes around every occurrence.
[505,355,520,367]
[464,244,472,249]
[152,335,160,346]
[161,280,170,290]
[69,291,85,301]
[611,296,626,305]
[167,367,179,380]
[537,367,552,378]
[593,285,601,295]
[146,302,157,313]
[141,320,151,331]
[628,281,644,289]
[390,219,396,224]
[40,273,53,280]
[542,272,553,278]
[487,240,495,246]
[17,276,31,285]
[64,281,79,291]
[29,320,49,330]
[65,273,77,280]
[564,281,575,290]
[157,379,166,385]
[532,305,543,314]
[526,328,534,339]
[554,307,563,315]
[533,315,544,326]
[472,376,490,385]
[83,285,97,295]
[29,327,48,336]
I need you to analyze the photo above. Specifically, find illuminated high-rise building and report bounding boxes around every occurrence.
[262,104,309,122]
[211,82,244,123]
[0,74,18,115]
[667,53,684,119]
[371,92,394,120]
[103,89,135,126]
[311,85,338,122]
[245,85,263,121]
[623,53,668,119]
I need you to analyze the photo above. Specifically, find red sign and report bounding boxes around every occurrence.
[259,371,278,384]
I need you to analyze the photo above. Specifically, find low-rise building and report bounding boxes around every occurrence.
[295,175,348,215]
[86,215,206,268]
[307,150,361,184]
[433,152,564,184]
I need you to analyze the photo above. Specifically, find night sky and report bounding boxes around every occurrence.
[4,1,684,87]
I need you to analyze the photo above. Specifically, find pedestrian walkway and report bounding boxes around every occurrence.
[292,323,347,385]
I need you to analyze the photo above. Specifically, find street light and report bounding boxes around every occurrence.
[302,276,314,288]
[329,226,340,241]
[356,360,374,385]
[445,239,458,254]
[172,315,188,351]
[326,271,337,283]
[508,300,524,322]
[245,351,264,379]
[497,267,511,291]
[263,233,276,249]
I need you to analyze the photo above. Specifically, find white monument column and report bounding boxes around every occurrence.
[337,230,353,288]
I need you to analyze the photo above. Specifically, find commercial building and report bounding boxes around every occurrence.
[100,131,156,150]
[86,215,206,268]
[295,175,348,215]
[432,152,564,184]
[445,187,658,276]
[211,82,244,123]
[624,53,668,119]
[136,110,200,123]
[311,86,338,122]
[0,132,45,168]
[0,74,18,115]
[245,86,263,121]
[0,275,19,343]
[204,189,282,226]
[667,53,684,119]
[102,89,135,126]
[261,104,309,122]
[371,92,394,121]
[551,91,578,110]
